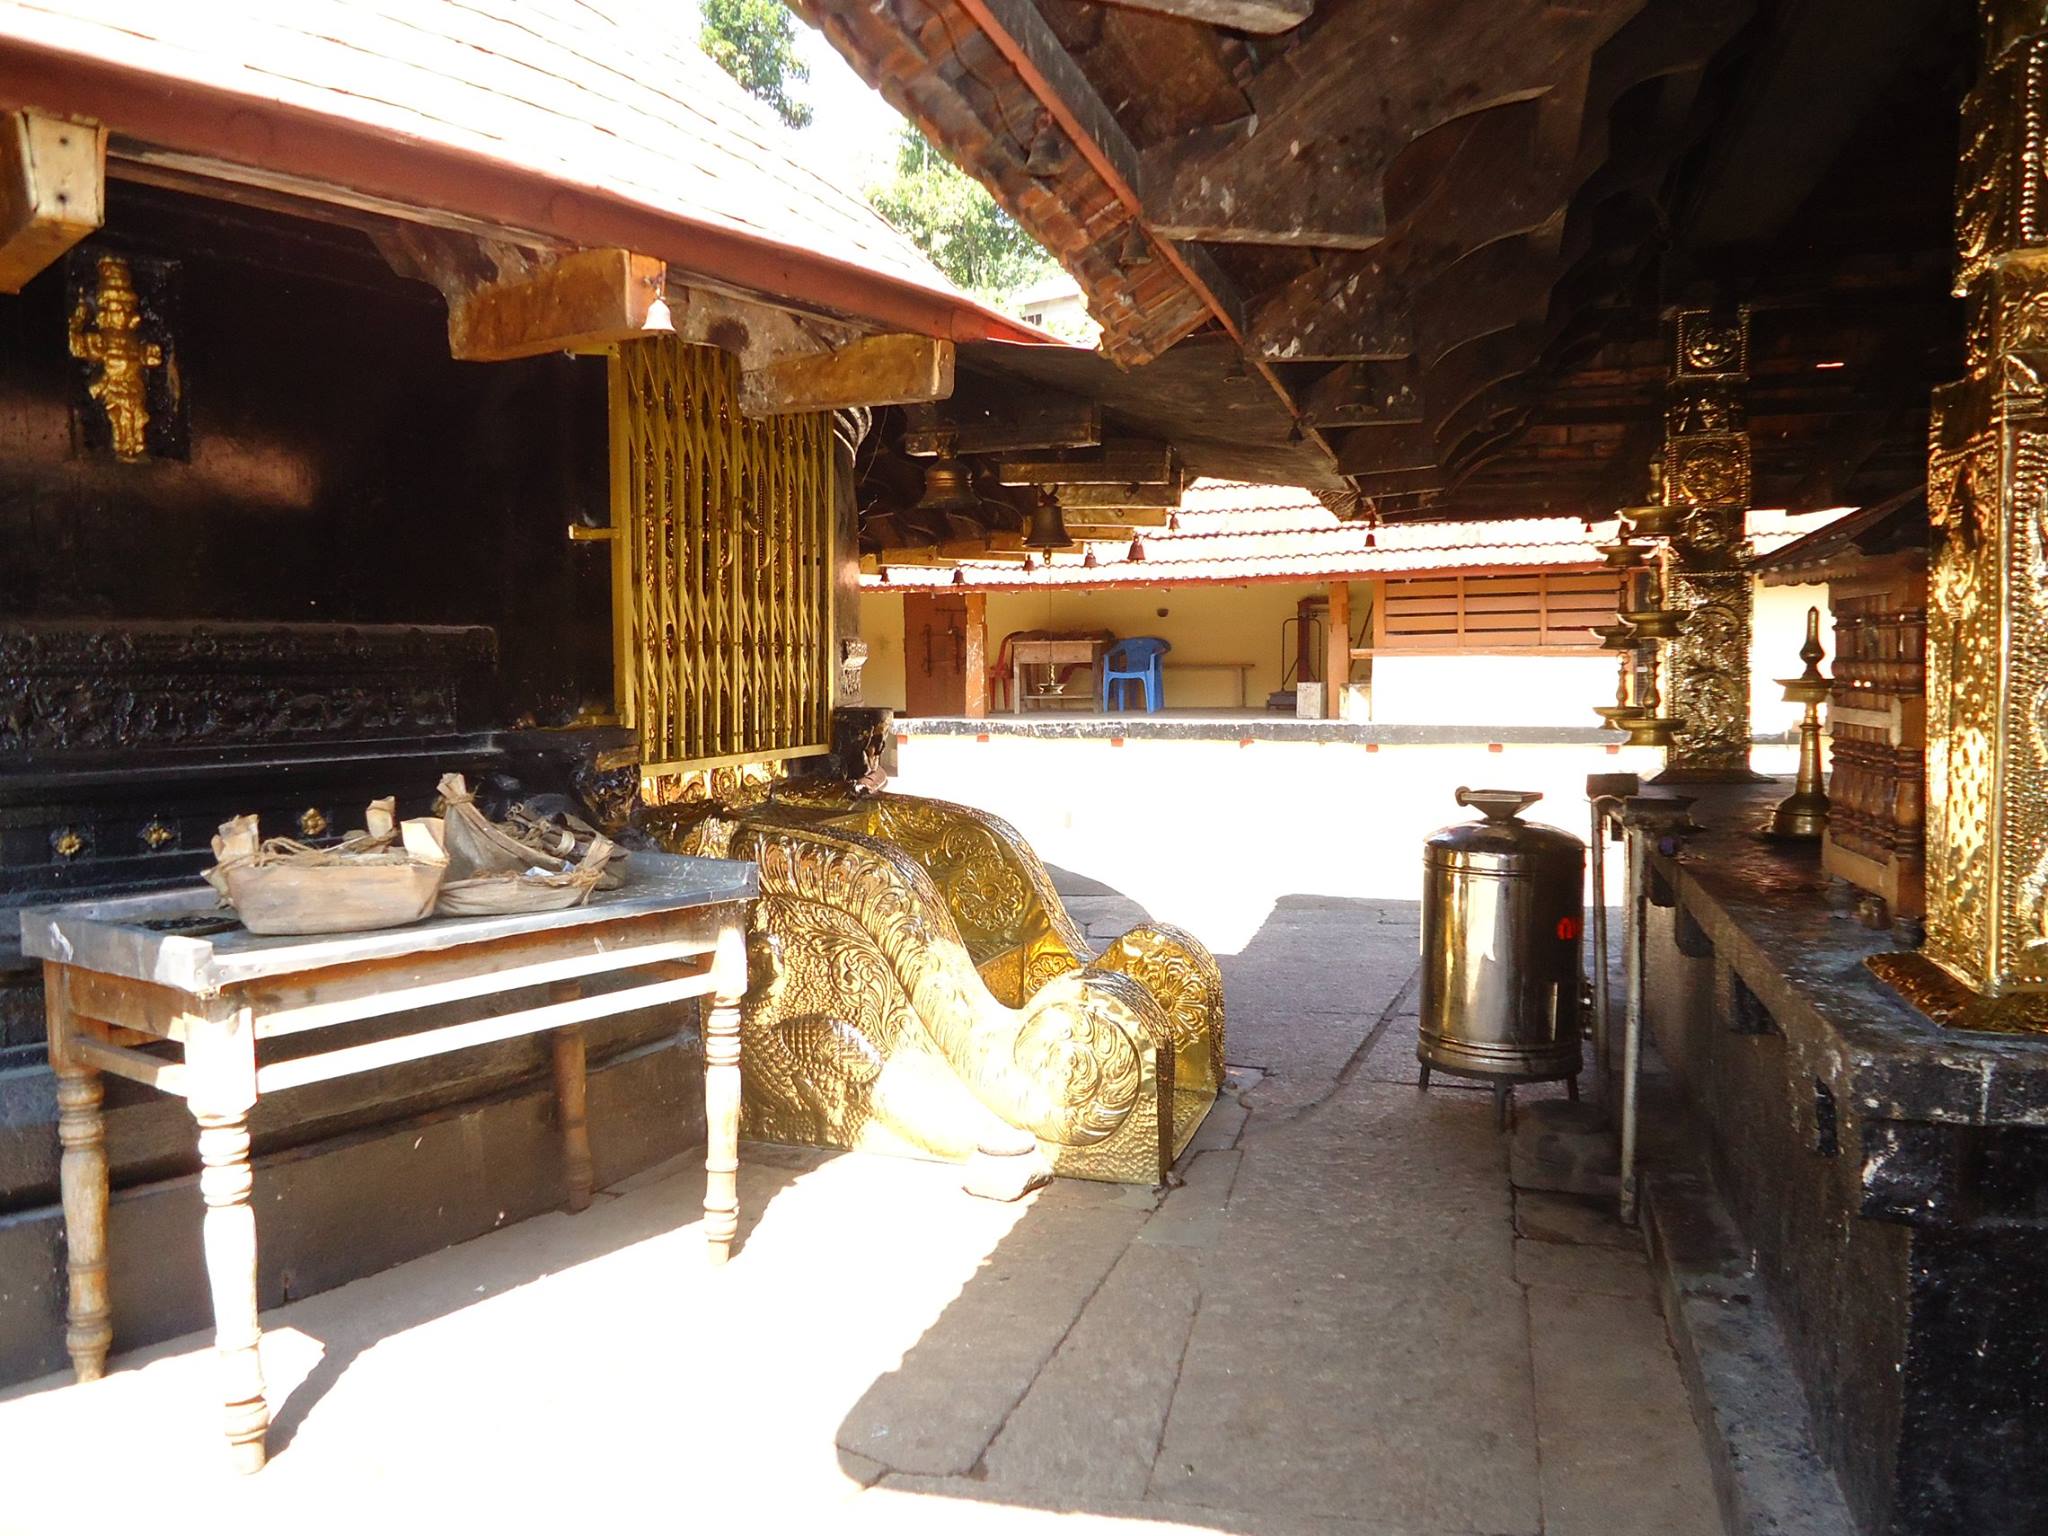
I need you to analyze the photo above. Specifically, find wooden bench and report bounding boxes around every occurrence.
[1162,661,1258,709]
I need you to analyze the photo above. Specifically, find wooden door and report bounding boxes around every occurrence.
[903,593,968,716]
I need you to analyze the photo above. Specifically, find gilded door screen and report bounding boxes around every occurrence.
[609,338,834,776]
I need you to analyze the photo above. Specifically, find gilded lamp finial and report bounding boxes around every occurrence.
[68,253,162,462]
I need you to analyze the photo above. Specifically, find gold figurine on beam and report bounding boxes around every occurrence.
[68,253,161,462]
[1768,606,1831,840]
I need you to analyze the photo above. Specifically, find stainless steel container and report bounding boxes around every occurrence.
[1419,787,1585,1094]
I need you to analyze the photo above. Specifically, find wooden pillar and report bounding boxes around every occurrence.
[1657,306,1756,781]
[1923,7,2048,996]
[1325,582,1352,720]
[964,592,989,718]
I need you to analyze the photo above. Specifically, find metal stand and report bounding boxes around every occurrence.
[1586,773,1640,1089]
[1619,825,1646,1225]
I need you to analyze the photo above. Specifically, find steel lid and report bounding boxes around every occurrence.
[1424,786,1585,873]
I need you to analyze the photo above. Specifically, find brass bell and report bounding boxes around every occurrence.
[1024,493,1074,551]
[916,454,978,516]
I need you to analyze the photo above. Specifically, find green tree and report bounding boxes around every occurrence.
[699,0,812,130]
[867,124,1058,299]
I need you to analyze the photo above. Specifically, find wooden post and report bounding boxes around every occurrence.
[549,993,594,1213]
[185,1001,267,1475]
[47,967,112,1384]
[964,592,989,718]
[702,920,746,1263]
[1326,582,1352,720]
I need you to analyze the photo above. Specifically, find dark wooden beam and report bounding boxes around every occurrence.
[1138,0,1639,249]
[1301,361,1424,429]
[739,333,955,417]
[1335,422,1440,476]
[1246,261,1413,362]
[997,441,1177,484]
[1057,478,1187,509]
[1094,0,1313,35]
[902,395,1101,455]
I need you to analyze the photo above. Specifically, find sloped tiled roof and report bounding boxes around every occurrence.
[866,483,1854,590]
[0,0,1049,340]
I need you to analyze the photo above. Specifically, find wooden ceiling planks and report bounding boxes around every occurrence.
[809,0,1965,525]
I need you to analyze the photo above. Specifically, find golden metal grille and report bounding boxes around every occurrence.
[609,338,834,776]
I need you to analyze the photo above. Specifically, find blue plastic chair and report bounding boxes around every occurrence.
[1100,637,1171,713]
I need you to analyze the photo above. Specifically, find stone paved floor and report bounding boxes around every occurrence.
[0,885,1719,1536]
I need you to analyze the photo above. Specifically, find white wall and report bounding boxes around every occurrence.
[1367,653,1618,728]
[1751,582,1830,739]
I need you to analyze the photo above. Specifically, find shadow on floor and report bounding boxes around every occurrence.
[826,864,1451,1532]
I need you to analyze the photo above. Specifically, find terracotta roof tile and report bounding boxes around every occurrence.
[868,482,1856,590]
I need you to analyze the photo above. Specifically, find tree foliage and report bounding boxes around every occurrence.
[699,0,813,130]
[867,124,1057,299]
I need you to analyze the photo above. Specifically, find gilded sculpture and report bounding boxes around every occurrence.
[1917,9,2048,997]
[1656,307,1756,779]
[645,781,1224,1188]
[67,253,162,462]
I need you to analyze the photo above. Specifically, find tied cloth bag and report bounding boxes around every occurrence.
[206,797,449,935]
[434,773,619,916]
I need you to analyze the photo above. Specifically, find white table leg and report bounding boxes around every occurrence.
[186,1005,267,1474]
[702,922,746,1264]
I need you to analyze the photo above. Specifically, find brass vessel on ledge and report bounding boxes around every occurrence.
[1591,621,1638,652]
[1599,540,1653,569]
[1767,606,1831,840]
[1620,606,1687,641]
[1618,503,1683,539]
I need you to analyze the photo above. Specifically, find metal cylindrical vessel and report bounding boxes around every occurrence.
[1419,787,1585,1085]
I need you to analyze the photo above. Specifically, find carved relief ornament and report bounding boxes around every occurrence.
[1955,34,2048,295]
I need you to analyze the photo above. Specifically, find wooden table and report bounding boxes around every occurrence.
[1012,637,1104,711]
[18,852,756,1474]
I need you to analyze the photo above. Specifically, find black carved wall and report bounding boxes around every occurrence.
[0,182,611,724]
[0,185,697,1387]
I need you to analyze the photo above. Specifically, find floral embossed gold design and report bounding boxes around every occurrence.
[651,786,1224,1182]
[1676,309,1746,376]
[297,807,329,839]
[1667,436,1751,511]
[140,819,175,850]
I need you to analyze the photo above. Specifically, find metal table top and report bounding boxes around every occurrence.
[19,852,758,996]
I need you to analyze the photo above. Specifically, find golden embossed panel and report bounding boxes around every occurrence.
[610,339,834,776]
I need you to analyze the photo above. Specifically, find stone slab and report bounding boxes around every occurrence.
[1508,1098,1618,1197]
[980,1240,1200,1497]
[835,1186,1149,1477]
[1529,1286,1723,1536]
[1514,1189,1639,1249]
[1515,1237,1655,1298]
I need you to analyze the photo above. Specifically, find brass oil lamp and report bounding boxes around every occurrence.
[1768,606,1831,839]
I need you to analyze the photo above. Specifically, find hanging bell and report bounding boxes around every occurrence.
[916,453,979,516]
[1083,545,1099,569]
[951,566,967,588]
[1126,534,1147,563]
[1024,494,1074,550]
[1024,118,1069,178]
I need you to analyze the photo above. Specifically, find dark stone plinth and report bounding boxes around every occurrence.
[1638,781,2048,1536]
